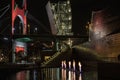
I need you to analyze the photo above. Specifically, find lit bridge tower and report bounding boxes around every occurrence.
[12,0,27,35]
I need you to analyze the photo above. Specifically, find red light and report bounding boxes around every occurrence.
[15,46,24,53]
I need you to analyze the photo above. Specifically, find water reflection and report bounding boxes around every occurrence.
[12,68,97,80]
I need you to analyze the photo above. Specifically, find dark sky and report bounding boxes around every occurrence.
[0,0,120,35]
[27,0,51,34]
[70,0,120,35]
[27,0,120,35]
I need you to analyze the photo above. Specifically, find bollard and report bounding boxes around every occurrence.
[78,62,82,80]
[68,61,72,80]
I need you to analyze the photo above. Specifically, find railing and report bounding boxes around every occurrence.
[41,68,60,80]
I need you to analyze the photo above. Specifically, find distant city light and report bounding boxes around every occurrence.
[3,37,8,40]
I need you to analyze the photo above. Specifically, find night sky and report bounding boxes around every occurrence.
[0,0,120,35]
[71,0,120,35]
[27,0,120,35]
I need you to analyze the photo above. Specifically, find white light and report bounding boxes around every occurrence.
[94,27,106,39]
[68,61,71,68]
[0,58,3,61]
[67,0,70,4]
[68,26,71,29]
[68,16,71,20]
[68,8,71,12]
[62,25,65,29]
[3,37,8,40]
[35,27,37,30]
[13,27,15,31]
